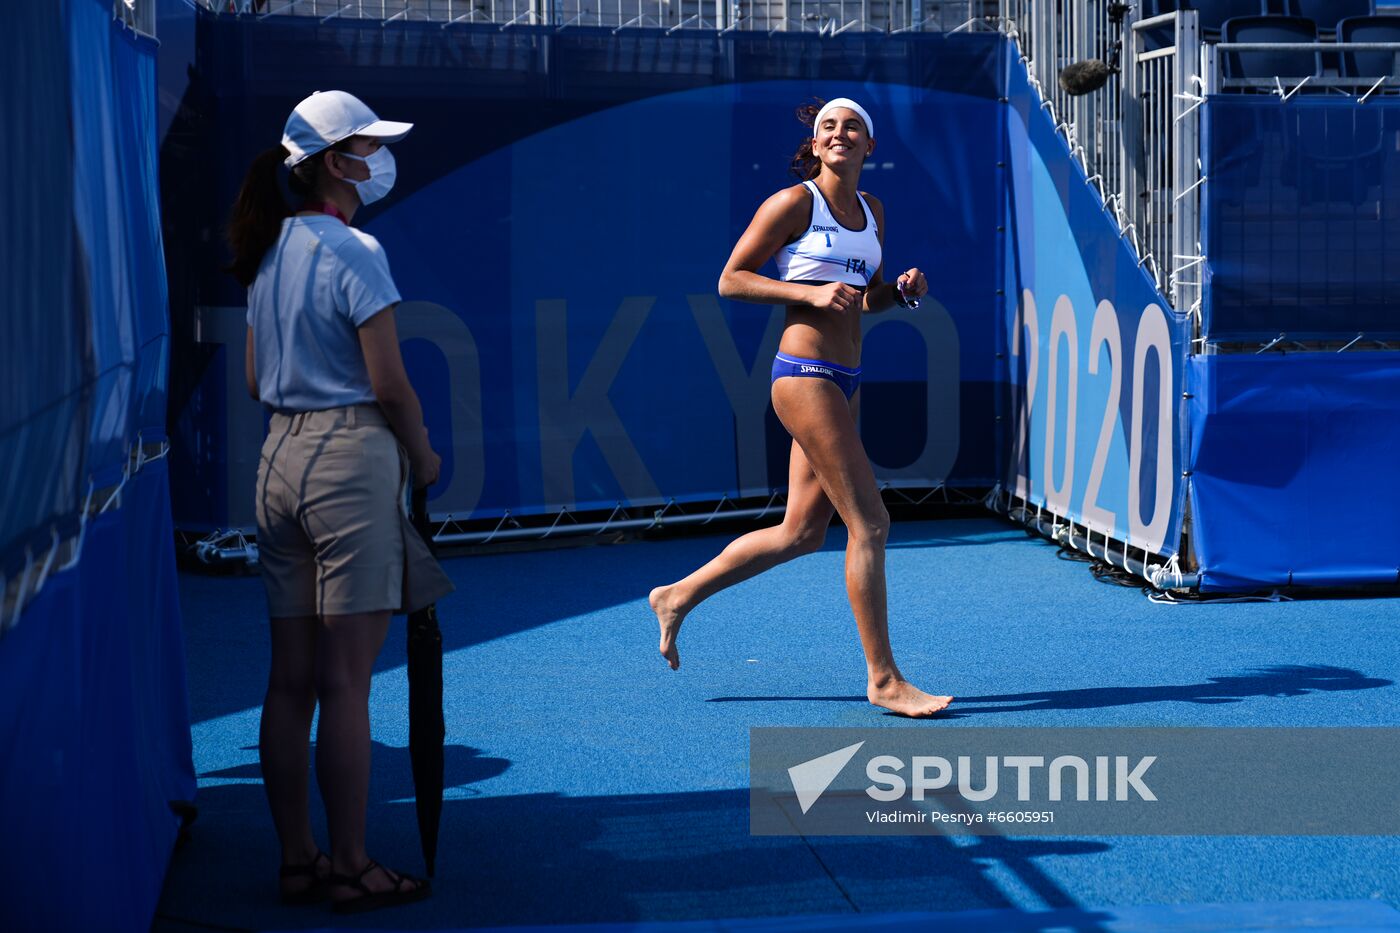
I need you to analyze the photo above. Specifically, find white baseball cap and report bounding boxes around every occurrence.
[281,90,413,167]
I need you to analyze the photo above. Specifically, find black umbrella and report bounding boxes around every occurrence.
[407,485,444,877]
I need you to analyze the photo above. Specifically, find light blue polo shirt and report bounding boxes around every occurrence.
[246,214,402,412]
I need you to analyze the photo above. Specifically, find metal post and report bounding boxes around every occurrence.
[1173,10,1201,317]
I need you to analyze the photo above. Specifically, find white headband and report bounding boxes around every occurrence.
[813,98,874,140]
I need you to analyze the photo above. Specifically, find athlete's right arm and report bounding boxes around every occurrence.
[718,187,861,314]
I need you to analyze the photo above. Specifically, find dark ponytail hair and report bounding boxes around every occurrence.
[225,145,293,287]
[225,141,350,286]
[788,98,825,182]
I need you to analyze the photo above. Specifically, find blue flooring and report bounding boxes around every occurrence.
[156,518,1400,931]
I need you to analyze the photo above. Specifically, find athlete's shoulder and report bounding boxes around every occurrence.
[861,190,886,233]
[766,182,814,212]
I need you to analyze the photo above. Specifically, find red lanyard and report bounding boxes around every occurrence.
[300,201,347,224]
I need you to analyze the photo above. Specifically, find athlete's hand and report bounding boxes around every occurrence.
[896,268,927,303]
[808,282,863,314]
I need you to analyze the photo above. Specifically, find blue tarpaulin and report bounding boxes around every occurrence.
[0,1,195,930]
[1188,352,1400,591]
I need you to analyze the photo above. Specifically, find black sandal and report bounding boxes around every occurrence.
[278,850,331,905]
[329,859,432,914]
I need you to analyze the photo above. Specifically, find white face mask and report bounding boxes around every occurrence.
[337,147,397,205]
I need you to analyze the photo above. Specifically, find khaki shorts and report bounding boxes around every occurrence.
[255,404,407,618]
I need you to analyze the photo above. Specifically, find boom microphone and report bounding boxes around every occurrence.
[1059,59,1115,96]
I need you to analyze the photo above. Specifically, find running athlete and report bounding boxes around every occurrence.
[649,98,952,718]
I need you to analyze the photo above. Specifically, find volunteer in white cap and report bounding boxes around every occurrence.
[225,90,451,914]
[648,97,949,719]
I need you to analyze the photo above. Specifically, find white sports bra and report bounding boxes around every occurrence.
[773,180,882,288]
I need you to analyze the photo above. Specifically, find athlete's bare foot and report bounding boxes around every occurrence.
[867,679,953,718]
[649,584,688,670]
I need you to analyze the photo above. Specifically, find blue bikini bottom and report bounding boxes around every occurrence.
[770,352,862,400]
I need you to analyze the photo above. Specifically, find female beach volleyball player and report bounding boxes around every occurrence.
[227,90,452,913]
[649,98,952,718]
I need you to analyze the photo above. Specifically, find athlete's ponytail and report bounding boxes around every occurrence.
[788,98,825,181]
[225,145,293,287]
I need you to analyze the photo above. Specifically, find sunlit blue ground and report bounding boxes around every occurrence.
[155,517,1400,931]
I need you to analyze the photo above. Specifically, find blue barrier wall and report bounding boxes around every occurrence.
[164,18,1006,528]
[1202,96,1400,343]
[1002,57,1190,557]
[0,1,196,929]
[1188,353,1400,591]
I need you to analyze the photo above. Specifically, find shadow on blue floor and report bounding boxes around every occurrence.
[706,665,1393,714]
[160,782,1114,930]
[176,520,1032,725]
[198,740,510,796]
[161,518,1400,931]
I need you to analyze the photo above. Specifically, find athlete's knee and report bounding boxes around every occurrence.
[787,523,827,556]
[849,505,890,545]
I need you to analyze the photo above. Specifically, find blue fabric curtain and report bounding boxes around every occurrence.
[0,1,195,929]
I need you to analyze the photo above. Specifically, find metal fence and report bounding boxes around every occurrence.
[1129,11,1203,322]
[115,0,157,35]
[199,0,990,33]
[999,2,1204,317]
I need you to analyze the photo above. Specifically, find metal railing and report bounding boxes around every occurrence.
[1128,11,1203,320]
[199,0,986,33]
[115,0,157,35]
[1206,42,1400,97]
[999,2,1204,314]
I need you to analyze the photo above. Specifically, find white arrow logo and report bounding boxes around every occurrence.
[787,741,865,814]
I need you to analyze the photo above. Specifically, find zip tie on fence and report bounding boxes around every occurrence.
[1359,76,1388,104]
[1173,174,1208,201]
[754,489,785,522]
[538,507,578,540]
[1147,553,1185,590]
[29,527,62,602]
[700,496,736,525]
[1256,333,1287,354]
[1119,222,1140,255]
[648,499,679,530]
[7,546,36,633]
[983,483,1004,512]
[57,480,95,573]
[1279,75,1312,102]
[99,466,131,514]
[594,503,626,536]
[1338,332,1364,353]
[479,510,519,546]
[1084,173,1106,203]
